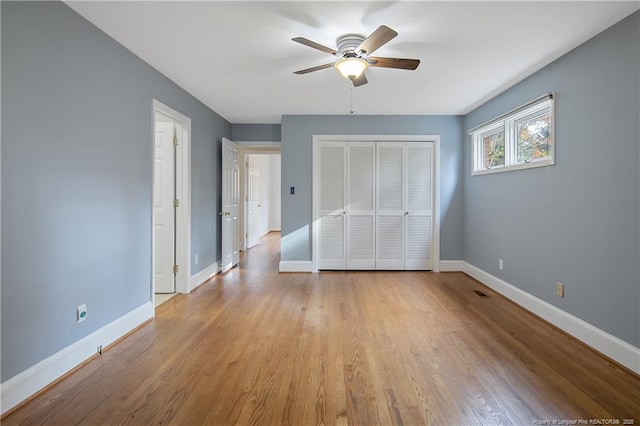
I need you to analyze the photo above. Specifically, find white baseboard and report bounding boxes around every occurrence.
[462,262,640,374]
[279,260,313,272]
[188,262,220,292]
[438,260,464,272]
[278,260,465,273]
[0,302,154,415]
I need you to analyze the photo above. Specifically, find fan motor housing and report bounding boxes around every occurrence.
[336,34,366,55]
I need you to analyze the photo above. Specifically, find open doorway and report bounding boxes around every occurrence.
[238,145,281,255]
[245,153,281,249]
[152,101,191,308]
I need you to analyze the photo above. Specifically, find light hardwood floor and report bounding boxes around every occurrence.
[4,232,639,425]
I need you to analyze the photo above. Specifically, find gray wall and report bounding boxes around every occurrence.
[232,123,281,142]
[1,1,230,381]
[462,11,639,346]
[280,115,464,262]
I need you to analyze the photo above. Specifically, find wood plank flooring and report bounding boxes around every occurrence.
[4,232,639,425]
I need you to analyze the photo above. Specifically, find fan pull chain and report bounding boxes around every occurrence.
[350,88,354,115]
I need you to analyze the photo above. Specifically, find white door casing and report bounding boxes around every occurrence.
[153,120,175,292]
[221,138,240,272]
[247,157,261,249]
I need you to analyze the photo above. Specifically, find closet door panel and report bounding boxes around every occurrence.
[347,215,374,268]
[406,215,432,260]
[347,144,374,210]
[376,215,403,269]
[318,142,346,269]
[376,143,404,269]
[377,145,403,210]
[347,143,375,269]
[407,144,432,212]
[320,144,346,212]
[405,142,433,270]
[320,215,345,262]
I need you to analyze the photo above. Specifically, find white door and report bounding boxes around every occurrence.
[154,121,176,293]
[318,142,346,270]
[247,158,261,249]
[404,142,433,270]
[221,138,240,272]
[376,143,404,270]
[346,142,375,269]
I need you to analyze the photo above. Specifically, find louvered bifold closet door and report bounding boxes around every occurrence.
[347,142,375,269]
[318,142,347,269]
[405,142,433,270]
[376,143,404,270]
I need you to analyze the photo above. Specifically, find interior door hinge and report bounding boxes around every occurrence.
[173,199,180,208]
[246,195,248,202]
[173,136,179,146]
[173,264,179,275]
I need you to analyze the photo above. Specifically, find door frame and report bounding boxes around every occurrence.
[152,99,191,297]
[312,134,440,273]
[237,142,281,252]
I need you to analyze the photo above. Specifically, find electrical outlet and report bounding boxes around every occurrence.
[195,254,199,265]
[556,282,564,298]
[498,258,503,270]
[77,304,88,323]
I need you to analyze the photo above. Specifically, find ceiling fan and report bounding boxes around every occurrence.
[292,25,420,87]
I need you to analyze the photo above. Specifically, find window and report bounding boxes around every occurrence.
[471,95,554,175]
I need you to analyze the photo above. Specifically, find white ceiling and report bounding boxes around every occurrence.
[65,1,638,124]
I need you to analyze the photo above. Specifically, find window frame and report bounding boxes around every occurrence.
[471,95,554,176]
[475,122,505,171]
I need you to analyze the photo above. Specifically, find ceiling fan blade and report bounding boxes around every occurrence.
[292,37,339,56]
[352,72,368,87]
[356,25,398,55]
[294,63,334,75]
[368,57,420,70]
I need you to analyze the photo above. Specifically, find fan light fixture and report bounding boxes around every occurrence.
[334,57,368,80]
[293,26,420,87]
